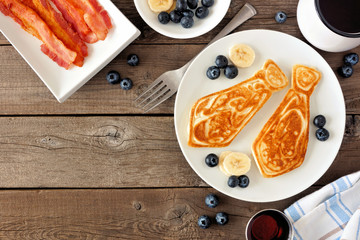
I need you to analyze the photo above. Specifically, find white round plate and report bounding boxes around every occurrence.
[133,0,231,39]
[174,29,346,202]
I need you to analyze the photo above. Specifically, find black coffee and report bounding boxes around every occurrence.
[315,0,360,37]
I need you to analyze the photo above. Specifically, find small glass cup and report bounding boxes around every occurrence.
[245,209,293,240]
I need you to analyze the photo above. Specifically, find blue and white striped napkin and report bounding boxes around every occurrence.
[284,171,360,240]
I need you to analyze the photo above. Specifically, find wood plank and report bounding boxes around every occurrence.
[0,44,194,114]
[0,44,359,115]
[0,116,203,188]
[0,116,357,188]
[0,0,359,114]
[0,187,320,239]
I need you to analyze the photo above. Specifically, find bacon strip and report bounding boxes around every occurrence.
[0,1,23,28]
[0,0,40,39]
[87,0,112,29]
[0,0,76,69]
[77,0,112,40]
[52,0,112,42]
[51,0,98,43]
[19,0,87,67]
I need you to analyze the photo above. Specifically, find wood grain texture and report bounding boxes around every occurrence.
[0,0,358,238]
[0,116,357,188]
[0,187,319,239]
[0,116,203,188]
[0,0,359,114]
[0,44,359,115]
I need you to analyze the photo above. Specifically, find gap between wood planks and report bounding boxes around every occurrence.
[0,114,175,117]
[0,185,327,191]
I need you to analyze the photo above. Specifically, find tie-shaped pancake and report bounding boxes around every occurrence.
[252,65,322,178]
[188,59,289,148]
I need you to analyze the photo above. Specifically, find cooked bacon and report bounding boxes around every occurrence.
[0,0,77,69]
[41,43,73,69]
[0,0,41,39]
[87,0,112,29]
[51,0,98,43]
[1,0,113,69]
[78,0,112,40]
[19,0,87,66]
[52,0,112,42]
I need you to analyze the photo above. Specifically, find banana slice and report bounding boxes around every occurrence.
[229,44,255,68]
[219,151,232,176]
[148,0,174,13]
[223,152,251,176]
[167,0,177,13]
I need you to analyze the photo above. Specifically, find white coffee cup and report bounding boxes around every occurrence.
[297,0,360,52]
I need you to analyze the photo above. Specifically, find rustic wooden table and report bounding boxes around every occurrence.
[0,0,359,239]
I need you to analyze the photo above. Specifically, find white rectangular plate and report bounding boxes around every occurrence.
[0,0,140,102]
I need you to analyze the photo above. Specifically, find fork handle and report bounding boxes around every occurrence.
[179,3,257,75]
[208,3,257,46]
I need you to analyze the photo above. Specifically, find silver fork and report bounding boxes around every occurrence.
[135,3,257,112]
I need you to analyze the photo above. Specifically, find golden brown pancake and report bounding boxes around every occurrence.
[188,59,289,148]
[252,65,322,178]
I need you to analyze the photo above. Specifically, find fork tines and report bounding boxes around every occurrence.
[134,76,175,113]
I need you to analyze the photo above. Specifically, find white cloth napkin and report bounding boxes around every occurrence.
[284,171,360,240]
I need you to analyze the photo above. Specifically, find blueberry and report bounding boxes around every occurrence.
[182,9,194,18]
[313,115,326,128]
[338,63,353,78]
[224,65,238,79]
[158,11,170,24]
[169,10,182,23]
[215,212,229,225]
[228,175,239,188]
[205,193,219,208]
[205,153,219,167]
[176,0,188,11]
[195,6,209,19]
[316,128,329,141]
[106,71,120,84]
[180,16,194,28]
[187,0,198,9]
[120,78,133,90]
[238,175,250,188]
[201,0,214,7]
[215,55,228,68]
[206,66,220,80]
[127,54,139,66]
[198,215,211,229]
[275,11,287,23]
[344,53,359,66]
